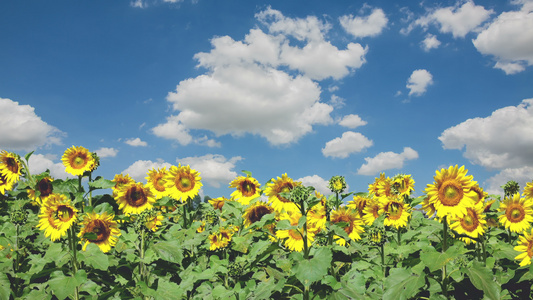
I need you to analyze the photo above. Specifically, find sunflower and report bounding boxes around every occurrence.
[209,197,228,211]
[164,164,202,202]
[61,146,95,176]
[392,174,415,197]
[450,201,486,244]
[425,165,477,219]
[330,207,364,246]
[0,151,22,183]
[362,199,382,226]
[376,177,394,201]
[115,182,155,215]
[229,175,261,205]
[347,195,371,218]
[515,228,533,267]
[111,174,135,197]
[78,212,121,253]
[145,167,170,199]
[307,191,327,230]
[264,174,300,213]
[209,227,234,251]
[243,201,274,227]
[421,196,437,219]
[328,175,347,193]
[523,181,533,200]
[276,211,315,252]
[498,193,533,233]
[0,173,14,195]
[145,211,164,232]
[37,194,78,241]
[368,173,386,197]
[29,176,54,205]
[470,184,488,204]
[380,197,411,229]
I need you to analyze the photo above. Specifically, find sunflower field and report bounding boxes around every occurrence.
[1,147,533,300]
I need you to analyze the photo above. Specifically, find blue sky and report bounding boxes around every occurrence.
[1,0,532,199]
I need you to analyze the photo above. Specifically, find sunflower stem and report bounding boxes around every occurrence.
[380,243,386,278]
[19,157,36,187]
[397,228,402,246]
[140,227,148,288]
[442,216,449,299]
[88,172,93,207]
[68,226,80,300]
[183,203,188,228]
[78,176,84,213]
[480,235,487,266]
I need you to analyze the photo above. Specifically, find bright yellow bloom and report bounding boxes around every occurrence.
[209,197,228,211]
[362,199,382,226]
[380,196,411,229]
[307,192,327,230]
[164,164,202,202]
[392,174,415,197]
[425,165,477,219]
[111,174,135,197]
[145,211,164,232]
[264,174,300,213]
[498,193,533,233]
[0,151,21,183]
[276,211,315,252]
[61,146,95,176]
[115,182,156,215]
[209,227,234,251]
[330,207,364,246]
[421,195,437,219]
[470,184,488,204]
[229,176,260,205]
[523,181,533,200]
[347,195,371,218]
[0,173,14,195]
[37,194,78,241]
[78,212,121,253]
[376,177,393,200]
[243,201,274,228]
[450,201,486,244]
[368,173,386,197]
[145,167,170,199]
[515,228,533,267]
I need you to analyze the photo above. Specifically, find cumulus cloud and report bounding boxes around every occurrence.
[28,154,72,180]
[125,137,148,147]
[439,99,533,169]
[322,131,373,158]
[415,1,493,38]
[339,8,388,38]
[406,69,433,96]
[297,174,341,195]
[484,166,533,196]
[338,114,367,129]
[130,0,146,8]
[95,147,118,158]
[357,147,419,175]
[178,154,243,188]
[154,7,367,146]
[421,34,441,51]
[122,160,173,183]
[472,2,533,74]
[0,98,63,151]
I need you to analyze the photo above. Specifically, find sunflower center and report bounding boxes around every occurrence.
[507,205,525,223]
[6,157,19,173]
[72,155,87,169]
[439,181,463,206]
[87,220,111,243]
[334,215,354,234]
[126,186,148,207]
[460,209,479,232]
[387,202,403,220]
[276,184,293,203]
[154,177,166,192]
[57,205,75,222]
[248,205,273,223]
[176,174,194,192]
[38,179,53,197]
[240,181,256,197]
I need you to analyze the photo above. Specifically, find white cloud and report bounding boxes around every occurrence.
[95,147,118,158]
[130,0,146,8]
[421,34,441,51]
[152,116,193,145]
[406,69,433,96]
[472,2,533,74]
[485,166,533,196]
[0,98,63,151]
[357,147,418,175]
[28,154,72,180]
[339,8,388,38]
[338,114,367,129]
[178,154,243,188]
[122,160,173,183]
[415,1,493,38]
[125,137,148,147]
[439,99,533,169]
[297,174,341,195]
[322,131,373,159]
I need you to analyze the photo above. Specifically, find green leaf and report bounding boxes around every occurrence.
[0,273,11,300]
[241,170,252,177]
[88,176,115,190]
[157,279,183,298]
[152,240,183,264]
[47,270,87,300]
[463,261,500,300]
[24,150,35,162]
[294,247,332,287]
[79,243,109,270]
[383,268,425,300]
[232,235,251,253]
[420,244,467,272]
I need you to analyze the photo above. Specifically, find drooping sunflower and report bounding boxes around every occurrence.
[243,201,274,228]
[276,211,315,252]
[29,176,54,206]
[164,164,202,202]
[523,181,533,200]
[347,195,371,218]
[514,228,533,267]
[425,165,478,219]
[0,150,22,183]
[377,177,394,200]
[362,198,382,226]
[498,193,533,233]
[307,191,327,230]
[78,212,121,253]
[368,173,386,197]
[61,146,95,176]
[264,173,300,213]
[470,184,489,204]
[330,207,364,246]
[421,196,437,219]
[392,174,415,197]
[208,227,234,251]
[111,173,135,197]
[145,167,170,199]
[0,173,15,195]
[144,211,164,232]
[229,175,261,205]
[380,196,411,229]
[37,193,78,241]
[115,182,156,215]
[450,201,486,244]
[209,196,229,211]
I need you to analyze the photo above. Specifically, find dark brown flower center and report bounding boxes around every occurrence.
[176,173,195,192]
[240,180,256,197]
[57,205,75,222]
[5,157,19,173]
[247,205,274,223]
[125,186,148,207]
[460,209,479,232]
[438,181,463,206]
[38,178,53,197]
[86,219,111,243]
[507,204,525,223]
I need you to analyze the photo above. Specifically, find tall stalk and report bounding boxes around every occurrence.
[442,216,449,299]
[68,226,80,300]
